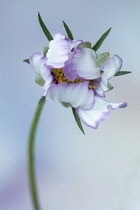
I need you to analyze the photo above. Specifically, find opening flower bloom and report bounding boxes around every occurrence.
[29,31,127,129]
[26,15,131,210]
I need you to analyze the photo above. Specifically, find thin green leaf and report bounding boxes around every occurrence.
[72,108,85,135]
[23,59,30,64]
[92,27,111,52]
[115,71,131,76]
[62,21,74,40]
[38,12,53,41]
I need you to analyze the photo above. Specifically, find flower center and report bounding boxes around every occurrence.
[53,69,95,89]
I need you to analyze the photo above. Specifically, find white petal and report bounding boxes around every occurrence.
[52,31,65,40]
[90,79,105,98]
[102,54,122,79]
[114,54,122,72]
[63,48,100,81]
[101,54,122,91]
[41,65,54,94]
[53,32,83,50]
[76,96,127,129]
[65,38,83,50]
[30,53,54,93]
[29,53,43,74]
[47,32,71,68]
[46,81,95,110]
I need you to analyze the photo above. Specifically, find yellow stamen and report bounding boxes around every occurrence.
[63,77,66,81]
[58,78,63,83]
[57,69,62,73]
[53,68,96,89]
[89,85,96,89]
[67,79,71,83]
[59,73,63,77]
[56,72,60,77]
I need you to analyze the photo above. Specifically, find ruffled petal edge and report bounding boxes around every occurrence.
[76,96,127,129]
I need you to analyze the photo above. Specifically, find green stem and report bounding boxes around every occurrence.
[28,96,46,210]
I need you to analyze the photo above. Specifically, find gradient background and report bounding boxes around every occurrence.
[0,0,140,210]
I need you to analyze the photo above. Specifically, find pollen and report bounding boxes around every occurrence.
[62,77,66,81]
[59,73,64,77]
[53,68,96,89]
[57,69,62,73]
[58,78,63,83]
[56,72,60,77]
[89,85,96,89]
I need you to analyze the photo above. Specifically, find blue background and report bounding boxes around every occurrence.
[0,0,140,209]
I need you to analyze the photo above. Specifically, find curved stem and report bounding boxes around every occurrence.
[28,96,46,210]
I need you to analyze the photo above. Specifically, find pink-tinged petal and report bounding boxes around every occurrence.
[101,55,122,91]
[94,86,105,97]
[41,64,54,94]
[46,81,95,110]
[114,54,122,72]
[76,96,127,129]
[29,53,43,74]
[47,32,71,68]
[65,38,83,50]
[91,79,105,98]
[102,54,122,79]
[52,32,83,50]
[30,53,54,94]
[63,48,100,81]
[62,52,75,80]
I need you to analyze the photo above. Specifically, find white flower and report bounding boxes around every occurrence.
[30,32,127,129]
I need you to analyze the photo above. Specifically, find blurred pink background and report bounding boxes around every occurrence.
[0,0,140,209]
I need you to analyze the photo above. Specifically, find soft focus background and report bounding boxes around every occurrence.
[0,0,140,210]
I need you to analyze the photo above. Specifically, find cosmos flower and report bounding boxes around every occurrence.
[26,15,131,210]
[29,31,127,129]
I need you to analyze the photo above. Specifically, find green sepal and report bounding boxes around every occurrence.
[38,96,46,105]
[72,108,85,135]
[96,52,110,67]
[62,21,74,40]
[107,82,114,91]
[114,71,131,76]
[92,27,111,52]
[61,102,71,108]
[38,12,53,41]
[78,42,91,49]
[35,75,45,86]
[43,47,49,57]
[23,59,30,64]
